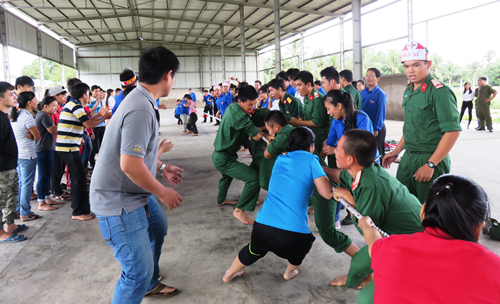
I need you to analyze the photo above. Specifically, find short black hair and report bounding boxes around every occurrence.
[342,129,377,167]
[286,127,315,152]
[139,46,180,85]
[264,110,287,127]
[367,67,381,78]
[314,80,322,86]
[183,94,193,100]
[15,76,34,90]
[294,71,314,86]
[276,71,287,81]
[267,78,285,91]
[255,80,262,86]
[479,76,488,81]
[320,66,340,83]
[204,90,208,93]
[72,83,90,100]
[67,78,82,95]
[115,88,121,93]
[237,85,258,103]
[339,70,353,82]
[123,86,136,98]
[209,88,214,93]
[38,96,57,111]
[0,81,14,98]
[189,88,192,90]
[286,68,300,80]
[91,85,100,91]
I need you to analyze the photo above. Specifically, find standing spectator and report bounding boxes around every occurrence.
[276,71,297,96]
[356,79,365,92]
[286,68,304,105]
[11,92,48,221]
[361,68,387,158]
[56,82,111,221]
[476,76,497,132]
[174,99,183,126]
[89,85,106,168]
[112,69,138,114]
[35,96,62,210]
[186,94,198,136]
[339,70,363,110]
[180,95,190,134]
[254,80,262,93]
[202,90,213,123]
[188,88,197,102]
[314,80,327,95]
[91,46,183,302]
[105,88,115,109]
[460,82,474,129]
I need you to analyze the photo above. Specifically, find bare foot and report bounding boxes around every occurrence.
[308,206,314,214]
[357,273,374,290]
[38,204,58,211]
[191,134,198,136]
[223,270,244,283]
[256,199,262,205]
[217,199,237,206]
[45,198,63,205]
[284,269,299,280]
[233,209,254,225]
[244,155,252,158]
[331,274,347,286]
[72,214,95,221]
[182,131,187,135]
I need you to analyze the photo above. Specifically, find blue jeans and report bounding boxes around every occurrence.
[81,132,93,170]
[16,158,37,216]
[36,150,53,202]
[97,195,168,304]
[334,199,342,223]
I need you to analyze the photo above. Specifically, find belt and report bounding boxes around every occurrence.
[407,150,433,155]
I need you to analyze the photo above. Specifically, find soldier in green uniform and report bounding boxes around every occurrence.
[248,107,274,191]
[476,76,497,132]
[324,129,422,302]
[290,71,329,154]
[383,41,461,204]
[267,78,303,122]
[340,69,362,110]
[212,86,263,225]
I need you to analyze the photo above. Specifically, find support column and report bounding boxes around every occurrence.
[199,48,204,91]
[75,48,80,79]
[425,21,429,49]
[255,52,259,81]
[220,26,226,80]
[408,0,413,41]
[352,0,362,80]
[208,41,213,86]
[340,18,345,70]
[240,5,246,80]
[0,6,8,82]
[36,27,45,96]
[60,39,65,85]
[300,33,305,70]
[274,0,281,75]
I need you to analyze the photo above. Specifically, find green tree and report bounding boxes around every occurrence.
[484,60,500,86]
[484,50,496,64]
[21,59,76,84]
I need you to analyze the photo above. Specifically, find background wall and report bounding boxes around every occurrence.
[378,73,408,121]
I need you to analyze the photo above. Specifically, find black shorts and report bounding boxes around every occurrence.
[238,222,315,266]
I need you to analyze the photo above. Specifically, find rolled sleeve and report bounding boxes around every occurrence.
[120,110,155,158]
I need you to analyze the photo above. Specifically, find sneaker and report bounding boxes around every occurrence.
[489,129,494,133]
[335,221,341,229]
[341,218,354,225]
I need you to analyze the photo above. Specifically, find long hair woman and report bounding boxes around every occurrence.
[460,82,474,129]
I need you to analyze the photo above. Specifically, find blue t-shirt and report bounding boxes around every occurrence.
[259,98,269,109]
[112,91,124,114]
[181,100,190,115]
[189,92,197,102]
[219,93,234,116]
[155,99,160,107]
[318,87,326,96]
[326,111,380,160]
[360,85,387,132]
[174,103,183,115]
[286,85,297,96]
[203,95,213,106]
[90,98,105,127]
[256,150,326,234]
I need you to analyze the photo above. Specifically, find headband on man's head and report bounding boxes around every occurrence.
[121,75,137,87]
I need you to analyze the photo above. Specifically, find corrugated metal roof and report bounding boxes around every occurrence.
[5,0,376,51]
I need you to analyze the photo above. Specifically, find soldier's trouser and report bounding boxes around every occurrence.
[314,133,328,159]
[396,152,451,204]
[0,169,19,225]
[213,151,260,211]
[357,280,375,304]
[346,245,372,288]
[249,156,275,191]
[476,103,492,130]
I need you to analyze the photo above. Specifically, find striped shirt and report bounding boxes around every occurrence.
[55,98,89,152]
[11,109,37,159]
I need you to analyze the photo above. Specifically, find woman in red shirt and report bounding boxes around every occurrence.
[357,174,500,304]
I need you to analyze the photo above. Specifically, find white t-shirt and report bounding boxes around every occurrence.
[270,99,280,111]
[462,89,475,102]
[295,91,305,105]
[11,109,37,159]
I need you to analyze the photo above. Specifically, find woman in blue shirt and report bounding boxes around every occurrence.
[321,90,379,228]
[223,127,333,283]
[257,85,270,109]
[174,99,183,126]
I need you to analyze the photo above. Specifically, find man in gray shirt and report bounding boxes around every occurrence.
[90,46,183,302]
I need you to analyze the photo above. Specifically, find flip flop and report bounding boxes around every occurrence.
[0,233,27,243]
[144,283,180,298]
[12,224,28,234]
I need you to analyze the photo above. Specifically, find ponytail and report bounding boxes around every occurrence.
[11,91,35,122]
[323,90,357,130]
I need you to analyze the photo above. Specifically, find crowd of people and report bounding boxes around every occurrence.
[0,40,499,304]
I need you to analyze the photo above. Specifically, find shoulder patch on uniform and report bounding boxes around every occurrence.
[421,83,428,93]
[287,97,292,103]
[431,79,444,89]
[351,170,362,191]
[314,91,319,99]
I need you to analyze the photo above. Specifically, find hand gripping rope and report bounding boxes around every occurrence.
[333,187,390,238]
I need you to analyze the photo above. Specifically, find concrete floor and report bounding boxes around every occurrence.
[1,109,499,304]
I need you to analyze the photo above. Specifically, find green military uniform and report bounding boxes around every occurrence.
[212,103,261,211]
[249,108,275,191]
[476,84,496,131]
[279,93,304,122]
[344,84,363,111]
[398,73,461,203]
[303,88,329,154]
[338,162,423,290]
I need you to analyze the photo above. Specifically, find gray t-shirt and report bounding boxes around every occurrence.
[90,84,159,216]
[35,111,55,152]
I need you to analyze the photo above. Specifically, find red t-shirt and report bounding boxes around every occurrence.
[371,227,500,304]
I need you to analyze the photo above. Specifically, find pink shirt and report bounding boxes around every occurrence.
[189,101,197,115]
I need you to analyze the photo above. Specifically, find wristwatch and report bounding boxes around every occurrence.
[158,163,166,174]
[426,161,436,169]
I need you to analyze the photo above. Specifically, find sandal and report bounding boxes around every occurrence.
[12,224,28,234]
[52,194,71,201]
[144,283,180,298]
[21,213,43,222]
[0,233,27,243]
